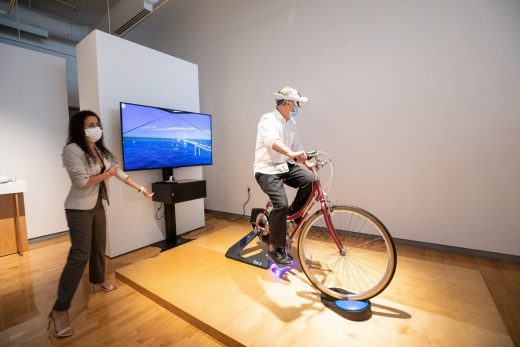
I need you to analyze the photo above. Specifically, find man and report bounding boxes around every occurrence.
[254,86,314,266]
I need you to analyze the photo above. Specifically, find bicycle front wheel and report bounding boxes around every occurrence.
[298,205,396,301]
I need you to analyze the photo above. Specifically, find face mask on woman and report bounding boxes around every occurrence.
[85,127,103,142]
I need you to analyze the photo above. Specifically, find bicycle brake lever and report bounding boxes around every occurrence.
[306,150,318,160]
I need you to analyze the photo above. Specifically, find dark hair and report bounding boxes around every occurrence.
[67,110,115,165]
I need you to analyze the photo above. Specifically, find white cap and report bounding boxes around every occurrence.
[273,86,308,107]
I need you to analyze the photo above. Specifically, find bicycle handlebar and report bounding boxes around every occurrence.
[306,150,318,160]
[305,150,333,174]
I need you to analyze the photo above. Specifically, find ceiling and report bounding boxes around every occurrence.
[4,0,110,26]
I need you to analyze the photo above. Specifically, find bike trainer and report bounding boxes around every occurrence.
[225,210,372,321]
[226,232,373,320]
[321,288,372,321]
[224,228,270,269]
[225,208,271,269]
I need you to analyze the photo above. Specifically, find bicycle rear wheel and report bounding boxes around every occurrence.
[298,205,396,300]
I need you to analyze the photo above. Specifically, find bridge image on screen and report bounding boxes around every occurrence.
[121,102,212,171]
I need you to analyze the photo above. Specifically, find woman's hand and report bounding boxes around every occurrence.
[83,164,119,188]
[141,187,154,198]
[107,165,119,177]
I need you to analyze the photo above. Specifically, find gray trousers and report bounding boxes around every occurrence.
[53,197,106,311]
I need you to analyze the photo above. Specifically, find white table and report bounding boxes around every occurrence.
[0,181,27,195]
[0,181,28,256]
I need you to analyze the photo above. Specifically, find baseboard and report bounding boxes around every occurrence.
[204,209,249,221]
[394,237,519,263]
[28,230,69,244]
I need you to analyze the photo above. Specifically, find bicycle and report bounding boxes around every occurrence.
[251,151,397,301]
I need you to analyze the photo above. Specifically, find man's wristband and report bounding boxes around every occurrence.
[138,186,144,193]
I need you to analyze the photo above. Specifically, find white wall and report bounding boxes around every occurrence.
[76,30,204,257]
[0,43,69,238]
[0,35,79,107]
[126,0,520,256]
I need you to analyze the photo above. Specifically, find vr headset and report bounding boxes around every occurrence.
[273,88,308,108]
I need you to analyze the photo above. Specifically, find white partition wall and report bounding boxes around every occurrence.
[0,43,69,239]
[127,0,520,256]
[76,30,204,257]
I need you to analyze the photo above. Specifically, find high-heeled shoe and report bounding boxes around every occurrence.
[47,312,74,338]
[92,281,116,293]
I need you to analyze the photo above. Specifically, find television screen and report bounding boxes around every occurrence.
[120,102,212,171]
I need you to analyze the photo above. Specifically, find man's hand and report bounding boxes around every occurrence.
[288,150,307,163]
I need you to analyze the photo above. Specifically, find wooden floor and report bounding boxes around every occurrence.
[0,214,519,346]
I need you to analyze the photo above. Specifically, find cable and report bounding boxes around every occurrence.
[206,187,250,222]
[155,202,164,220]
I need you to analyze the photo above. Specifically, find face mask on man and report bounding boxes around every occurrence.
[290,106,299,118]
[85,127,103,142]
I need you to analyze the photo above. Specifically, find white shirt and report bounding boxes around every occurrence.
[253,109,303,174]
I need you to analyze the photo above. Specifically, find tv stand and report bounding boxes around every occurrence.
[152,179,206,251]
[162,168,177,184]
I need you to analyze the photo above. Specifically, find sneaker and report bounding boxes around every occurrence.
[268,247,292,267]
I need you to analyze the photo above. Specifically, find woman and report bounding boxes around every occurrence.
[48,110,153,338]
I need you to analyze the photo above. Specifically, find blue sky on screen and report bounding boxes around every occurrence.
[121,103,211,140]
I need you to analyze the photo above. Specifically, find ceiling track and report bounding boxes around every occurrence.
[0,0,16,15]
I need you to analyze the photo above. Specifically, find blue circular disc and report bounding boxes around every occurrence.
[335,300,370,312]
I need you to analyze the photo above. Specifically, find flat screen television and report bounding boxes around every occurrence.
[120,102,212,172]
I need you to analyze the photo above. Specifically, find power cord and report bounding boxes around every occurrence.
[206,187,251,222]
[155,202,164,220]
[0,175,16,184]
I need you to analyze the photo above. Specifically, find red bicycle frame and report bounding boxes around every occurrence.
[257,169,346,255]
